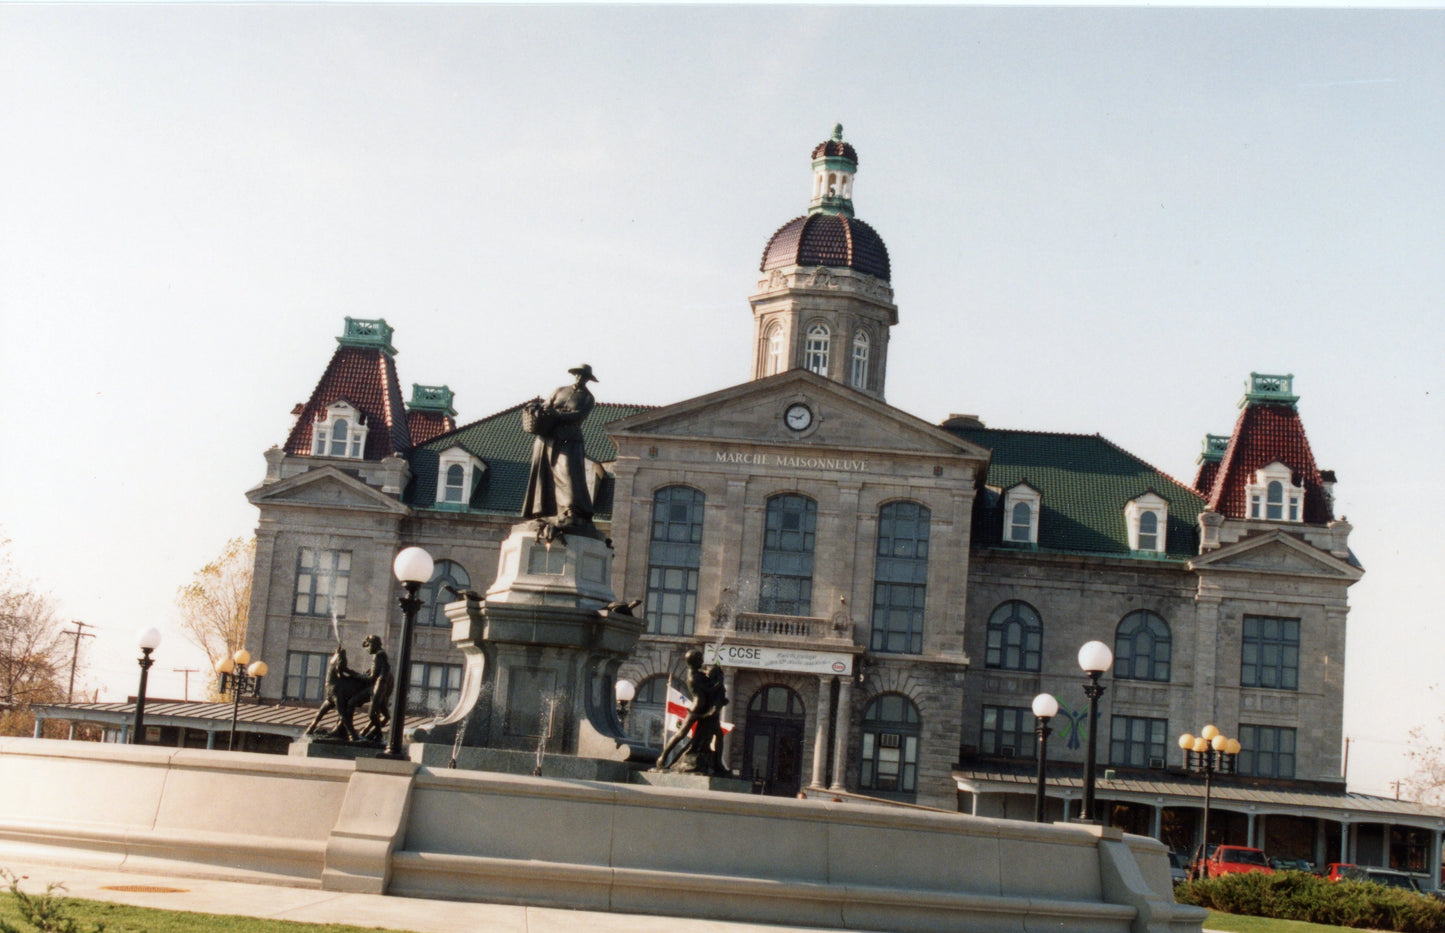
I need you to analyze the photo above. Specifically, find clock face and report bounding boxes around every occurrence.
[784,403,813,431]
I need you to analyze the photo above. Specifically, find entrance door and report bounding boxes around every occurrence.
[742,684,806,797]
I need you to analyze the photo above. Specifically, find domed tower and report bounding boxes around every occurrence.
[751,124,897,400]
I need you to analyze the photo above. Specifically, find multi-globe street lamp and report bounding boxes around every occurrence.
[215,648,268,751]
[1178,724,1241,865]
[1077,640,1114,824]
[1031,692,1059,823]
[131,627,162,745]
[379,545,434,761]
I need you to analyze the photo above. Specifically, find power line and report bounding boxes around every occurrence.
[172,668,199,701]
[62,621,96,704]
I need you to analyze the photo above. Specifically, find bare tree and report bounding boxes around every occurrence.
[0,544,67,736]
[1403,710,1445,805]
[175,537,254,693]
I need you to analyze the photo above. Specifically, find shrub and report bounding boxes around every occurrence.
[0,869,105,933]
[1176,870,1445,933]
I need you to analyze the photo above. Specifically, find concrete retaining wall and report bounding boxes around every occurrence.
[0,738,1206,933]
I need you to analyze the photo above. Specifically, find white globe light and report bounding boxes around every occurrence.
[393,546,435,584]
[137,627,162,651]
[1077,640,1113,674]
[615,679,636,703]
[1031,693,1059,718]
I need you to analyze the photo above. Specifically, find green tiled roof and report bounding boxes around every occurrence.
[950,427,1207,559]
[406,401,654,518]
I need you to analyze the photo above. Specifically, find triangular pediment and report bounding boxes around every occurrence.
[1190,531,1363,583]
[246,466,410,515]
[608,370,991,462]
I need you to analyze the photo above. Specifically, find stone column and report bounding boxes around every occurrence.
[1430,829,1443,893]
[1151,804,1163,841]
[811,676,831,788]
[830,676,853,791]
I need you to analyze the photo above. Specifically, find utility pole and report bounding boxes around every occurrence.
[172,668,199,701]
[62,621,95,704]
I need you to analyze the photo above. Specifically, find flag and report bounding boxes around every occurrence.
[664,682,732,735]
[665,683,692,734]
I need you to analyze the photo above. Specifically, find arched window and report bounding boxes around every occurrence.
[419,559,470,628]
[765,323,785,376]
[644,486,704,636]
[1113,610,1171,682]
[804,323,830,376]
[759,494,816,615]
[871,501,930,654]
[624,675,669,747]
[1010,502,1032,542]
[859,693,921,800]
[851,330,871,389]
[985,601,1042,672]
[1138,511,1159,551]
[443,464,466,502]
[329,419,350,457]
[1266,481,1285,520]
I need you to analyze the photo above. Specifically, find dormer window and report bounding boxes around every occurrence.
[1246,462,1303,522]
[312,401,368,459]
[1001,483,1041,545]
[435,446,486,508]
[1125,493,1169,554]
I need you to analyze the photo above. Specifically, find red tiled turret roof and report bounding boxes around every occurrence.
[407,409,455,446]
[1206,402,1333,523]
[284,345,412,458]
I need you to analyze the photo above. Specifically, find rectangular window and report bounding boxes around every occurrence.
[871,502,931,654]
[1241,615,1300,690]
[408,662,463,716]
[1109,715,1167,768]
[644,487,704,636]
[294,547,352,617]
[1238,724,1296,779]
[759,495,817,616]
[283,651,330,701]
[980,705,1036,759]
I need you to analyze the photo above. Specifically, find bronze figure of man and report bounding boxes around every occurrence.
[521,364,598,531]
[359,633,394,740]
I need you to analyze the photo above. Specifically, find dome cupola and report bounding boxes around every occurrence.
[748,125,898,401]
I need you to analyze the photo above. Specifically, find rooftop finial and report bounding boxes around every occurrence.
[832,123,844,141]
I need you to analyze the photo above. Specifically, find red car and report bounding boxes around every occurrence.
[1191,845,1275,880]
[1323,863,1365,882]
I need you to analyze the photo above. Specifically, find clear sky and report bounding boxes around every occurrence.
[1,5,1440,798]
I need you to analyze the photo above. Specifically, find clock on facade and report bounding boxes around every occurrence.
[784,403,814,431]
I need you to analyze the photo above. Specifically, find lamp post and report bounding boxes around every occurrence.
[1178,724,1241,871]
[131,627,162,745]
[1077,640,1114,824]
[379,545,433,761]
[615,679,636,733]
[215,648,268,751]
[1032,692,1059,823]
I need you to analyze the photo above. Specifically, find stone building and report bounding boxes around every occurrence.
[241,126,1443,877]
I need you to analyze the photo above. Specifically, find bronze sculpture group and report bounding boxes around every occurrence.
[304,633,394,743]
[654,648,731,776]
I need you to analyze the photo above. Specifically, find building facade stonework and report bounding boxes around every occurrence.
[243,127,1442,874]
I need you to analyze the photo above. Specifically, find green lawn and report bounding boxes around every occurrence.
[0,893,423,933]
[1204,909,1395,932]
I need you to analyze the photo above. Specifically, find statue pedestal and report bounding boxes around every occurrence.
[486,524,614,608]
[410,523,656,766]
